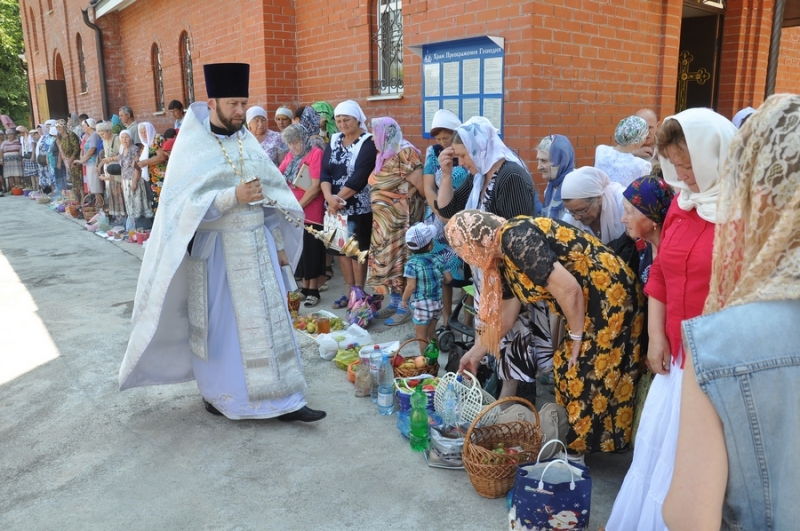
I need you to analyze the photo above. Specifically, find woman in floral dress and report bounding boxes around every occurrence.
[446,210,644,455]
[119,130,154,226]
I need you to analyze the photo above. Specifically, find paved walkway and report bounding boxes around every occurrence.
[0,196,630,530]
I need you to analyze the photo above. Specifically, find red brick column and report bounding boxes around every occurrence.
[717,0,774,118]
[775,26,800,93]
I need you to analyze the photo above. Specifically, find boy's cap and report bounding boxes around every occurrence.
[406,223,437,250]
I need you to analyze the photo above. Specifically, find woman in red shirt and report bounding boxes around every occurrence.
[279,123,325,307]
[607,108,737,530]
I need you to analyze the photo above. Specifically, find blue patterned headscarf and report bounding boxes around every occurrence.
[622,176,675,224]
[543,134,575,220]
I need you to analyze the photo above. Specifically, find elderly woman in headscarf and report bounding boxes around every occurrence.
[296,106,327,152]
[606,108,736,531]
[35,125,54,192]
[1,128,24,191]
[664,94,800,531]
[16,126,39,189]
[595,115,653,187]
[536,134,575,220]
[119,129,153,227]
[135,122,167,213]
[278,123,326,307]
[97,121,126,221]
[75,118,103,194]
[422,109,471,326]
[274,105,294,134]
[561,166,626,245]
[446,209,644,456]
[246,105,286,166]
[312,101,339,143]
[320,100,377,309]
[55,120,83,201]
[365,117,426,325]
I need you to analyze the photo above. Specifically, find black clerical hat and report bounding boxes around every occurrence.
[203,63,250,98]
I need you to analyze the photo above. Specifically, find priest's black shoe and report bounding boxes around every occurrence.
[203,399,223,416]
[277,406,326,423]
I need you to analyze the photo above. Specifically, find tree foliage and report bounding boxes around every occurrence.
[0,0,30,126]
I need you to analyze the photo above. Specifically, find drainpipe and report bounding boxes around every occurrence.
[81,4,109,118]
[765,0,787,97]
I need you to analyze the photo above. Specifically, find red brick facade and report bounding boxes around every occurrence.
[18,0,800,171]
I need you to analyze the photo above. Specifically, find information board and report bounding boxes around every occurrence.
[420,36,505,138]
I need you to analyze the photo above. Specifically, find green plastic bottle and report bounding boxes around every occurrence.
[409,384,429,452]
[423,337,439,366]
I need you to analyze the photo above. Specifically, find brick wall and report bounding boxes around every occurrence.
[775,26,800,94]
[717,0,774,118]
[20,0,109,124]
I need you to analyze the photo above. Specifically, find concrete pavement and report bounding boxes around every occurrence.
[0,195,630,530]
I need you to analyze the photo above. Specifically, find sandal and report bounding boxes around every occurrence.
[385,307,411,326]
[374,304,398,319]
[331,295,348,309]
[304,295,320,307]
[319,281,329,292]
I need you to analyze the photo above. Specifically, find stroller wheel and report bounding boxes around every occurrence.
[437,329,456,353]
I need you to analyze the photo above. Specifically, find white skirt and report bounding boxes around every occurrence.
[606,364,684,530]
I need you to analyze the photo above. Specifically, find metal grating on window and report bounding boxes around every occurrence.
[373,0,404,95]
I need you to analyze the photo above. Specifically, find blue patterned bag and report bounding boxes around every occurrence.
[508,441,592,530]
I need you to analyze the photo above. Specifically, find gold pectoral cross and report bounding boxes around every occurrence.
[676,50,711,112]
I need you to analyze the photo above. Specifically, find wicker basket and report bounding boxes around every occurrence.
[391,338,440,378]
[67,202,81,218]
[82,193,105,221]
[434,370,498,426]
[462,396,542,499]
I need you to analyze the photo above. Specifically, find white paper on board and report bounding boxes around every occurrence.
[443,62,460,96]
[483,57,503,94]
[424,63,440,97]
[462,58,481,94]
[483,98,503,131]
[462,98,481,122]
[424,100,441,132]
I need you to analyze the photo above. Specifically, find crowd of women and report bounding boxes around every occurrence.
[3,92,796,529]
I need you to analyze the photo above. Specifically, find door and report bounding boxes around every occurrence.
[45,80,69,120]
[676,5,724,113]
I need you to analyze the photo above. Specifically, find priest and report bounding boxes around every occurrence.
[119,63,326,422]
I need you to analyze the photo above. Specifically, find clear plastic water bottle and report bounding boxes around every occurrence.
[369,345,382,403]
[442,382,460,428]
[377,354,395,415]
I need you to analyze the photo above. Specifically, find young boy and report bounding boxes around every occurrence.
[401,223,453,354]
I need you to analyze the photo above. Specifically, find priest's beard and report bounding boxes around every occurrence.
[213,102,245,135]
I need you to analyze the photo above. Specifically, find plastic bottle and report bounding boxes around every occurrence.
[409,384,430,452]
[377,354,395,415]
[442,382,460,429]
[369,345,382,403]
[423,337,440,366]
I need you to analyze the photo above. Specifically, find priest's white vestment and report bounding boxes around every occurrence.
[119,102,307,419]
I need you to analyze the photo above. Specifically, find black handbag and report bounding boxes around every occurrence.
[37,153,48,166]
[22,152,32,160]
[106,163,122,175]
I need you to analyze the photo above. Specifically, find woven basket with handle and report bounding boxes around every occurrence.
[391,338,440,378]
[462,396,542,499]
[82,193,105,221]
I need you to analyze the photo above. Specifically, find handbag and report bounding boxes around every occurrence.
[23,151,32,160]
[106,163,122,176]
[37,153,48,166]
[323,211,349,251]
[509,440,592,530]
[538,402,569,459]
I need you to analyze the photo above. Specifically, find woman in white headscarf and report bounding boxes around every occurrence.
[607,108,736,531]
[319,100,377,309]
[274,106,294,133]
[135,122,167,213]
[561,166,626,244]
[247,105,286,166]
[119,129,154,227]
[665,94,800,531]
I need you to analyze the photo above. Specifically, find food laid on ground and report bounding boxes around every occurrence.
[292,312,344,334]
[395,376,440,394]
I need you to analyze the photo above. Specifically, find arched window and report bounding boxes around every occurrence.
[76,33,88,93]
[151,43,165,112]
[179,31,195,105]
[54,53,65,80]
[29,8,39,53]
[372,0,404,95]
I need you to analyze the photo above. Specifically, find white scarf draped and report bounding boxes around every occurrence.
[455,117,524,209]
[138,122,158,183]
[658,108,737,223]
[561,166,626,244]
